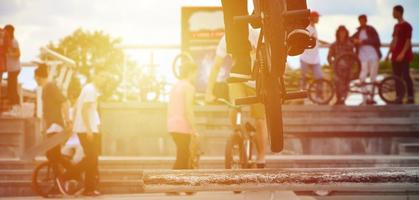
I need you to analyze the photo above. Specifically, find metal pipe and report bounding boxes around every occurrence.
[141,168,419,192]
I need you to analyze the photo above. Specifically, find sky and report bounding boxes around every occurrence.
[1,0,418,62]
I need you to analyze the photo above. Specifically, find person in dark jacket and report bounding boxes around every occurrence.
[351,15,382,105]
[328,26,356,105]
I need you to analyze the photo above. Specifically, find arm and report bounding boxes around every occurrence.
[327,44,335,65]
[205,56,224,102]
[61,100,71,127]
[396,39,412,61]
[362,28,381,47]
[185,85,196,134]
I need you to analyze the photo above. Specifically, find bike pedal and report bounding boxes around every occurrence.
[235,96,260,106]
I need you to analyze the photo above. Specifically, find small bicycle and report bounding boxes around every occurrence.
[308,53,406,105]
[32,146,94,197]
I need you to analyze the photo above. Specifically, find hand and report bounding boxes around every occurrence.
[205,92,216,103]
[353,39,361,45]
[396,53,405,62]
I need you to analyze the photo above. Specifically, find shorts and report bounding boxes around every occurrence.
[229,83,265,119]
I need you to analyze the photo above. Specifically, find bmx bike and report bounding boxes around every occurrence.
[308,53,406,105]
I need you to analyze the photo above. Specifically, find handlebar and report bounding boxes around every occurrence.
[215,98,241,110]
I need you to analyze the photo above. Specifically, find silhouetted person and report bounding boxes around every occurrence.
[4,25,21,116]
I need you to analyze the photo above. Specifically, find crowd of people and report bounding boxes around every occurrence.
[0,24,22,116]
[301,5,415,105]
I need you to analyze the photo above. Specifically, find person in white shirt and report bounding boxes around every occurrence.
[73,72,107,196]
[352,15,382,105]
[299,11,325,90]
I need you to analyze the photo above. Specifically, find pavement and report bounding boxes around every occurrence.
[4,191,419,200]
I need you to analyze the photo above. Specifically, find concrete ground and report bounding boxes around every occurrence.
[4,191,419,200]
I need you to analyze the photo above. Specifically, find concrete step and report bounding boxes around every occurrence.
[2,155,419,170]
[0,179,143,197]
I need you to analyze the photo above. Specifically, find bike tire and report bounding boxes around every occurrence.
[379,76,406,104]
[225,134,246,169]
[257,43,284,153]
[308,79,335,105]
[32,162,57,198]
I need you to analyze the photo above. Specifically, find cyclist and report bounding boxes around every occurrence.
[206,28,268,168]
[34,64,73,192]
[327,26,356,105]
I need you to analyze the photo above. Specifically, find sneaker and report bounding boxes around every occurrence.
[228,54,252,83]
[407,98,415,104]
[82,190,101,196]
[366,99,377,105]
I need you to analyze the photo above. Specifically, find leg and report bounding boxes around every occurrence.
[228,83,247,129]
[171,133,192,170]
[7,70,20,106]
[77,133,100,192]
[299,61,309,90]
[369,60,379,102]
[400,61,415,103]
[312,63,324,98]
[392,62,404,103]
[221,0,251,77]
[248,86,267,164]
[359,61,369,103]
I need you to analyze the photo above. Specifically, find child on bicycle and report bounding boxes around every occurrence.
[327,26,356,105]
[167,62,198,170]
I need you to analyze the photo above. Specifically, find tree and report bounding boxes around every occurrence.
[40,28,125,77]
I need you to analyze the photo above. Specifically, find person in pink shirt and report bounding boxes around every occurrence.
[167,62,198,170]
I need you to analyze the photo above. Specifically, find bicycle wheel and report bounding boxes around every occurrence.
[32,162,57,198]
[379,76,406,104]
[225,134,246,169]
[334,53,361,81]
[172,52,194,80]
[308,79,335,105]
[256,43,284,153]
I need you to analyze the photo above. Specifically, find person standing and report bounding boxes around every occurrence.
[386,5,415,104]
[73,73,107,196]
[352,15,382,105]
[4,25,21,116]
[328,26,356,105]
[167,62,198,170]
[0,28,6,104]
[300,11,325,90]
